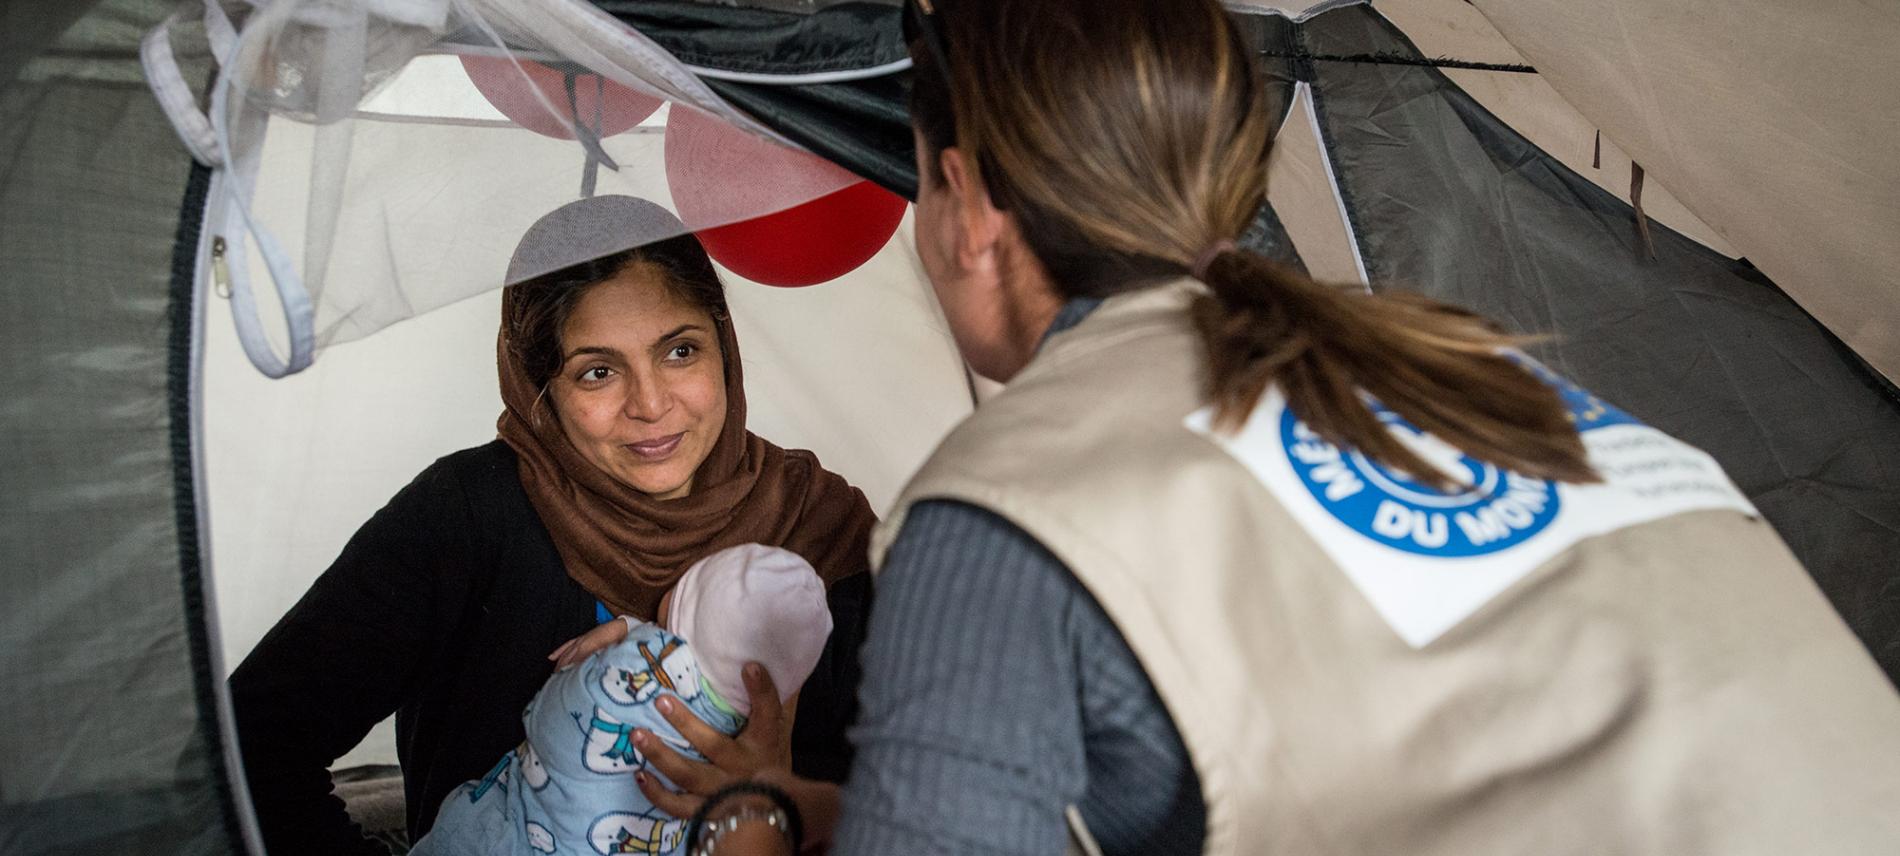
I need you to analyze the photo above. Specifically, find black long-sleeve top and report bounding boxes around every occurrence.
[228,441,872,856]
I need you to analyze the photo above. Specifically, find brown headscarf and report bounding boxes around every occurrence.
[494,196,875,619]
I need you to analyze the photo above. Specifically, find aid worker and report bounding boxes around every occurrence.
[628,1,1900,853]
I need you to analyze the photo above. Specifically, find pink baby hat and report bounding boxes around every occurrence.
[667,543,833,716]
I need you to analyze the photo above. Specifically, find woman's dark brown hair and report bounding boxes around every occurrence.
[907,0,1594,487]
[506,232,732,392]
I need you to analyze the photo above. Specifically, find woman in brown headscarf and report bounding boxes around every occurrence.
[228,195,877,856]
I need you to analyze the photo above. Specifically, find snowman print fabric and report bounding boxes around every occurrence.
[411,621,744,856]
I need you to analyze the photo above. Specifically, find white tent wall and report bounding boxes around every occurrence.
[205,291,502,770]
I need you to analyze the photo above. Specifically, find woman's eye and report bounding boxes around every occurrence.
[578,366,612,383]
[666,343,697,362]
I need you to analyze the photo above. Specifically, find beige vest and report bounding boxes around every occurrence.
[871,281,1900,855]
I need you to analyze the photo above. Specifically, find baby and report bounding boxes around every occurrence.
[410,544,832,856]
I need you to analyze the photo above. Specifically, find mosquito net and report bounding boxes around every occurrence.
[144,0,912,378]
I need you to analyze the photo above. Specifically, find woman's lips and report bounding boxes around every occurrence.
[625,433,684,461]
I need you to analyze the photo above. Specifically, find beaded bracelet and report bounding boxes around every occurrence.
[685,781,804,856]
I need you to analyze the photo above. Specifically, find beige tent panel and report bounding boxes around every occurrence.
[1266,84,1367,287]
[1469,0,1900,382]
[1375,0,1738,257]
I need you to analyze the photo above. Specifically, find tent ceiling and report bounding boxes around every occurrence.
[1377,0,1736,257]
[1469,0,1900,383]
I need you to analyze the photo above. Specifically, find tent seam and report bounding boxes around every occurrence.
[1297,59,1374,289]
[684,57,911,86]
[167,159,255,855]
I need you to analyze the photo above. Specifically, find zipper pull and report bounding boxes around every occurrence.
[210,235,232,299]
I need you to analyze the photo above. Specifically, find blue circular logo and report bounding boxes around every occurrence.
[1278,406,1561,557]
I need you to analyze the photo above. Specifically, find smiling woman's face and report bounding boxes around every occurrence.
[547,263,727,500]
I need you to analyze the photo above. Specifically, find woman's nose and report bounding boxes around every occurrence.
[622,378,671,422]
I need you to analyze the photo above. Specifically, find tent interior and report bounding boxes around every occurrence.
[3,0,1896,853]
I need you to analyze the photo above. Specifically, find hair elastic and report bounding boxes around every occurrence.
[1190,239,1238,280]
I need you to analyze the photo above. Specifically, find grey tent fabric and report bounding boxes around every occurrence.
[0,1,246,852]
[0,4,94,88]
[1294,5,1900,682]
[1236,14,1306,272]
[1240,197,1307,275]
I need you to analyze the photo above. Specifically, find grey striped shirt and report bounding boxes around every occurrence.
[830,498,1205,855]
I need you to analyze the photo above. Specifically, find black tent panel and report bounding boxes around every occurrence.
[604,0,918,196]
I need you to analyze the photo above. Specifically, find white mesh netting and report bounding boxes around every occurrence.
[157,0,906,375]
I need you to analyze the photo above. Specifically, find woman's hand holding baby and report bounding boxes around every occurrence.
[638,664,786,816]
[546,618,629,671]
[634,665,843,855]
[631,662,793,817]
[541,631,841,853]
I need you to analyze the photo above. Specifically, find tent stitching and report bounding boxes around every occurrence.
[1259,49,1535,74]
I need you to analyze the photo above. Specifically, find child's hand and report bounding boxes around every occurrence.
[547,618,630,671]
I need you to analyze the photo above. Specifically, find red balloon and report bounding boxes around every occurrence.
[693,183,909,288]
[460,55,660,141]
[665,107,906,287]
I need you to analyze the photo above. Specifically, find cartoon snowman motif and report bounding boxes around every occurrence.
[525,820,556,854]
[600,637,702,706]
[518,740,550,790]
[588,810,686,856]
[586,633,705,774]
[582,706,645,775]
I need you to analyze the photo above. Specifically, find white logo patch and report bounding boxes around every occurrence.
[1187,375,1756,647]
